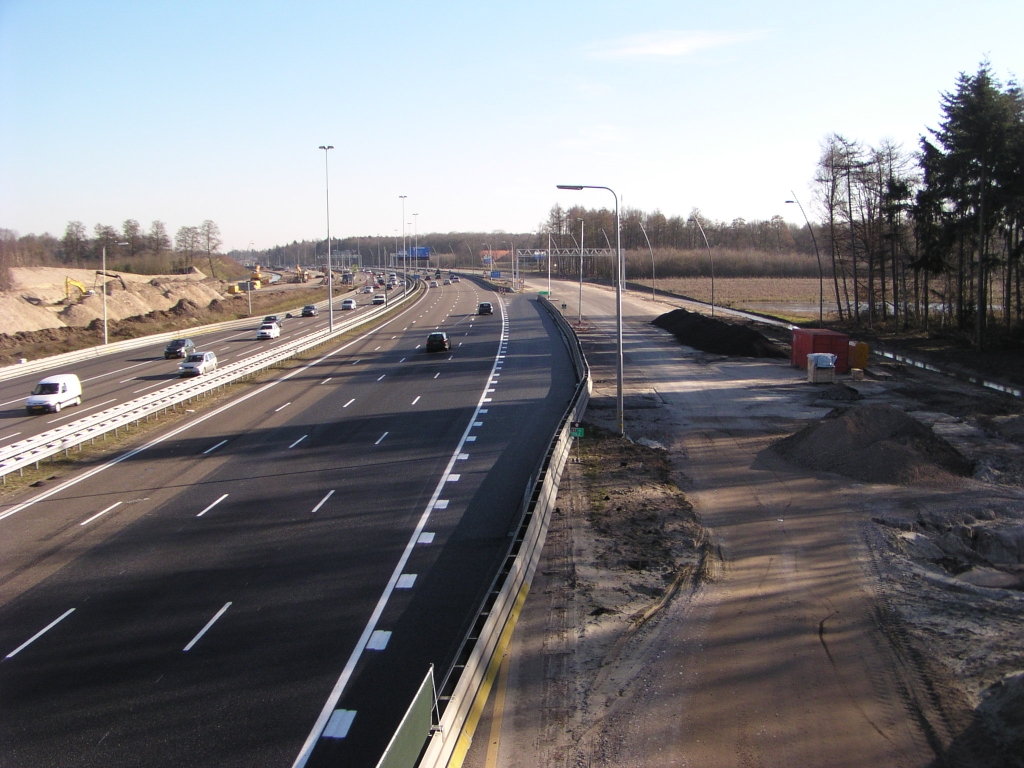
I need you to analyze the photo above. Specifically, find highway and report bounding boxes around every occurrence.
[0,279,388,447]
[0,277,577,767]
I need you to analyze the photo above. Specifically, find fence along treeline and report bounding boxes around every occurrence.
[0,218,227,287]
[816,63,1024,348]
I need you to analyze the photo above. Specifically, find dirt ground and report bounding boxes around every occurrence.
[464,280,1024,768]
[0,266,342,365]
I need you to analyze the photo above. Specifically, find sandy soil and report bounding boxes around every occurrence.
[2,266,220,333]
[464,280,1024,768]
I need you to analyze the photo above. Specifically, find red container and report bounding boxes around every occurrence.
[791,329,850,373]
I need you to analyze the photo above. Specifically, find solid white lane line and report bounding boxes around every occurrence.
[311,490,335,514]
[377,375,385,382]
[288,435,308,449]
[396,574,417,588]
[5,608,75,659]
[375,432,388,445]
[45,398,117,424]
[411,396,420,405]
[183,602,232,651]
[343,398,355,408]
[0,431,22,444]
[80,501,122,526]
[197,493,229,517]
[203,439,228,455]
[0,396,26,407]
[321,377,332,384]
[132,381,165,394]
[275,402,291,412]
[366,630,391,650]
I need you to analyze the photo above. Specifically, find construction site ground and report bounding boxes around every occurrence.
[0,266,345,365]
[463,279,1024,768]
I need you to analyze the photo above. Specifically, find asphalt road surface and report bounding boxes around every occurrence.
[0,277,576,767]
[0,283,397,447]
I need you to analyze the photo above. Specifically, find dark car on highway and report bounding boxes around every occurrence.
[164,338,195,359]
[425,332,451,352]
[477,302,493,315]
[301,304,318,317]
[263,314,284,326]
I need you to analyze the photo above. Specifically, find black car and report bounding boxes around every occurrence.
[301,304,318,317]
[263,314,284,326]
[425,332,451,352]
[477,302,493,315]
[164,338,195,359]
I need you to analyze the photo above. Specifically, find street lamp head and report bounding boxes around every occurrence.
[557,185,584,191]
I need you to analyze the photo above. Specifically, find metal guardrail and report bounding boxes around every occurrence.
[0,287,360,383]
[415,294,591,768]
[0,285,422,483]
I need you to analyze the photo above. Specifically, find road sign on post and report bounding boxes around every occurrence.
[570,422,584,438]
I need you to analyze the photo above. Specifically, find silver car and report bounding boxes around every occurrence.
[179,351,218,377]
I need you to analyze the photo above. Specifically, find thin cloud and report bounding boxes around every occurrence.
[588,30,768,60]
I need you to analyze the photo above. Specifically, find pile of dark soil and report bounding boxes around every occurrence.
[817,382,862,401]
[651,308,786,358]
[772,404,974,485]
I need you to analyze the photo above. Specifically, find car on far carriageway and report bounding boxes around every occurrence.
[301,304,318,317]
[164,338,195,359]
[425,332,451,352]
[478,302,493,315]
[179,351,218,377]
[256,322,280,340]
[372,294,386,305]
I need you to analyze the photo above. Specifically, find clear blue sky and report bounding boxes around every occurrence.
[2,0,1021,250]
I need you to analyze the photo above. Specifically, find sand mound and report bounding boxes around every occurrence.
[773,404,974,485]
[651,308,786,358]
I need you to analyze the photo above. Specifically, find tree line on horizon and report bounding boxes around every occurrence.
[0,218,226,287]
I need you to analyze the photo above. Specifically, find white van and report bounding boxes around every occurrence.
[25,374,82,415]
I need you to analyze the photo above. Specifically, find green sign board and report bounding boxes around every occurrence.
[570,427,584,438]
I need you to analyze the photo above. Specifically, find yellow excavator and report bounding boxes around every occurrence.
[250,264,263,290]
[65,277,92,301]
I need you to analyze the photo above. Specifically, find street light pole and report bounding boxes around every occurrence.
[413,213,419,285]
[399,195,407,293]
[577,218,584,324]
[689,215,715,316]
[558,184,623,436]
[100,241,129,345]
[639,221,655,301]
[786,193,824,323]
[318,145,335,332]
